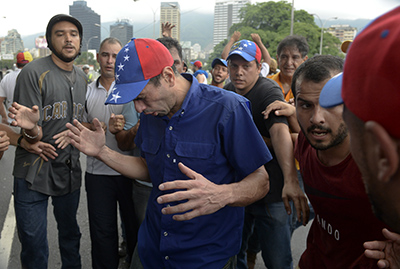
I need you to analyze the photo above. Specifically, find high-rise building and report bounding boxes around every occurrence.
[213,0,250,47]
[160,2,180,41]
[110,20,133,46]
[69,0,100,52]
[0,29,24,54]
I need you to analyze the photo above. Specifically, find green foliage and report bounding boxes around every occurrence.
[213,0,343,65]
[74,52,99,69]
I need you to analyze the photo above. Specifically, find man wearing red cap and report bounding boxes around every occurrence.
[0,51,33,125]
[224,39,309,269]
[8,14,86,268]
[191,60,208,84]
[319,6,400,267]
[66,37,272,268]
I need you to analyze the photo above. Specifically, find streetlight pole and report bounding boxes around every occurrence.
[86,36,98,63]
[290,0,294,35]
[313,14,337,55]
[95,23,109,38]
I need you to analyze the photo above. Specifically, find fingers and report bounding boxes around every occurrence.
[282,197,292,215]
[382,228,400,241]
[177,162,197,180]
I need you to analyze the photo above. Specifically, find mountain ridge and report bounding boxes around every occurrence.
[21,13,371,51]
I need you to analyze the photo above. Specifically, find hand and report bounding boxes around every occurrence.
[0,131,10,152]
[66,118,106,157]
[157,162,229,221]
[282,180,310,226]
[100,121,107,133]
[251,33,262,45]
[231,31,241,42]
[53,130,72,149]
[108,113,126,134]
[8,102,40,130]
[21,138,58,162]
[2,118,8,125]
[162,22,175,38]
[364,228,400,268]
[262,100,295,119]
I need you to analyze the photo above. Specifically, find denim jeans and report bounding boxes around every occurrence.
[13,177,81,269]
[237,201,293,269]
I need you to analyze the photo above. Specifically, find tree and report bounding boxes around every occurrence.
[208,0,343,70]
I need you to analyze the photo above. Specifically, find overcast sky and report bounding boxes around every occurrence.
[1,0,399,37]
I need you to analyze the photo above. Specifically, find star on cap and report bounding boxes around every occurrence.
[124,55,130,61]
[108,90,122,103]
[117,63,124,71]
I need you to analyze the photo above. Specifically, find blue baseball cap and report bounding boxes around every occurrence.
[211,58,228,68]
[227,40,261,63]
[105,38,174,105]
[319,72,343,108]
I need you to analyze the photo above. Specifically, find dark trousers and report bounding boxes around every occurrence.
[85,173,137,269]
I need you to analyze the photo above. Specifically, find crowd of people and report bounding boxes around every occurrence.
[1,6,400,269]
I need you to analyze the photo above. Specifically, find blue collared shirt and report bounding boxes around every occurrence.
[136,74,272,268]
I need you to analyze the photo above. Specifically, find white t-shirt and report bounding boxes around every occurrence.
[0,68,21,123]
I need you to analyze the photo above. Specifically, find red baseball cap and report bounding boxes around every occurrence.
[105,38,174,105]
[17,52,33,64]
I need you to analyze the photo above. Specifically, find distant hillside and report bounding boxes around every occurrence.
[22,12,214,51]
[22,15,370,51]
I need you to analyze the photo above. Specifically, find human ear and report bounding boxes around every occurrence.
[365,121,399,183]
[161,66,175,86]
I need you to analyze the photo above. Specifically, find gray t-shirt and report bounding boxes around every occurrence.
[13,55,87,196]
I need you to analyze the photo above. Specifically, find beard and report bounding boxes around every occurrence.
[301,122,348,151]
[52,44,80,63]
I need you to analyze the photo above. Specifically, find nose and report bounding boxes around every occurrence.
[310,105,325,125]
[134,100,145,113]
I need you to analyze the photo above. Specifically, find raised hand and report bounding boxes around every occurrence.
[8,102,40,130]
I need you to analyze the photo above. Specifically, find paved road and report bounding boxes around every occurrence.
[0,148,310,268]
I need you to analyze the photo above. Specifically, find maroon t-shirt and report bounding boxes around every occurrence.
[295,131,387,268]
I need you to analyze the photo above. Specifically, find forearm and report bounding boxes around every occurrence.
[270,123,298,184]
[226,166,269,207]
[22,124,42,144]
[115,129,136,151]
[221,38,237,59]
[0,123,20,146]
[258,43,271,66]
[98,146,149,181]
[0,101,7,122]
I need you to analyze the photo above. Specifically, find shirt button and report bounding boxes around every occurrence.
[165,256,169,260]
[169,126,173,131]
[172,159,176,163]
[166,154,170,158]
[164,231,168,236]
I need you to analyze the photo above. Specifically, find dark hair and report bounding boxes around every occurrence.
[46,14,83,52]
[156,37,183,61]
[100,37,122,50]
[149,64,179,87]
[277,35,309,58]
[292,55,344,99]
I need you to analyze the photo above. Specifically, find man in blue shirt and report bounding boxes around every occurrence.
[66,38,271,269]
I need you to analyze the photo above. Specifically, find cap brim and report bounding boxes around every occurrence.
[105,79,149,105]
[227,51,254,62]
[319,72,344,108]
[212,58,228,68]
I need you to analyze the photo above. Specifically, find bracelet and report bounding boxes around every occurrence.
[23,125,40,139]
[17,135,23,147]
